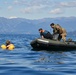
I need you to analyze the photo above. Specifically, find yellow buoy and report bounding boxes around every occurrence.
[8,44,15,50]
[1,44,15,50]
[1,44,6,50]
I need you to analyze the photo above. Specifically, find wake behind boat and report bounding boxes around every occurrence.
[30,38,76,51]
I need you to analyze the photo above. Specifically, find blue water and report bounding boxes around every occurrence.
[0,34,76,75]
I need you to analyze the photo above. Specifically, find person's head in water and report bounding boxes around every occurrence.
[50,23,54,28]
[6,40,11,46]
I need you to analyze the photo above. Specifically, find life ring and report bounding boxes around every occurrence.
[1,44,15,50]
[8,44,15,50]
[1,44,6,50]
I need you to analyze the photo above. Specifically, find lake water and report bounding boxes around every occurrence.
[0,34,76,75]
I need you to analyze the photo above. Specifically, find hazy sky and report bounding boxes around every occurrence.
[0,0,76,19]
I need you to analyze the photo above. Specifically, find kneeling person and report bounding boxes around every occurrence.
[50,23,67,41]
[39,28,53,39]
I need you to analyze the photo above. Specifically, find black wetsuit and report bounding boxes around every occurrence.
[40,30,53,39]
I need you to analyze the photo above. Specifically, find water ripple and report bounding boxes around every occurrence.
[0,34,76,75]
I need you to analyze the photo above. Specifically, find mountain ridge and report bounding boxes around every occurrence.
[0,17,76,34]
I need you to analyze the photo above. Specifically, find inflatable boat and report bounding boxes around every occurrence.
[30,38,76,51]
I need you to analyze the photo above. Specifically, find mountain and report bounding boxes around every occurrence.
[0,17,76,34]
[68,30,76,36]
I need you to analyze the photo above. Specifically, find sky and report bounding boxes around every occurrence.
[0,0,76,19]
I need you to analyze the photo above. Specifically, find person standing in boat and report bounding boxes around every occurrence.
[38,28,53,39]
[50,23,67,42]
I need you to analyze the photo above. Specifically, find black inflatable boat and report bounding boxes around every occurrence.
[30,38,76,50]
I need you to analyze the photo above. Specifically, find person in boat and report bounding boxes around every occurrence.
[39,28,53,39]
[6,40,13,49]
[50,23,67,41]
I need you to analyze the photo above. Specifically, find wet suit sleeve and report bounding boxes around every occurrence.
[40,33,42,36]
[40,33,44,38]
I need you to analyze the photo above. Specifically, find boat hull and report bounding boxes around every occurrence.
[30,38,76,51]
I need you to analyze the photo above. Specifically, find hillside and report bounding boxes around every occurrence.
[0,17,76,34]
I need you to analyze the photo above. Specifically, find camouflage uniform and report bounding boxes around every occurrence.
[53,24,61,34]
[59,28,67,41]
[52,24,67,41]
